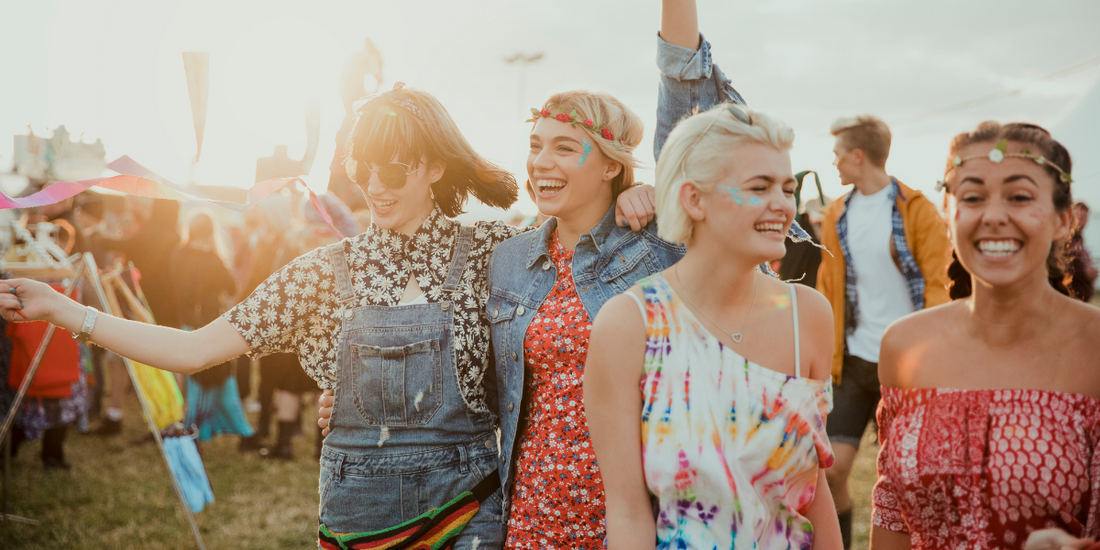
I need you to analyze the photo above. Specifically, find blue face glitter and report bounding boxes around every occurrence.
[577,139,592,168]
[719,185,745,205]
[719,184,761,206]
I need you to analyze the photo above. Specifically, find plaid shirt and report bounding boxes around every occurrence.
[835,178,924,334]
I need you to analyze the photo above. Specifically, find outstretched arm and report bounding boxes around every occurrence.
[654,0,746,160]
[0,278,250,375]
[660,0,700,49]
[584,290,654,549]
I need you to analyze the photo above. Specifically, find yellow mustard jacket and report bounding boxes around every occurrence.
[815,180,952,383]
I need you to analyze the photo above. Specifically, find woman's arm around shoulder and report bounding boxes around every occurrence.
[584,287,655,550]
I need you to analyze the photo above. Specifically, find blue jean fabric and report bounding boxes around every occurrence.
[654,32,813,247]
[654,32,746,160]
[488,205,684,518]
[320,226,504,549]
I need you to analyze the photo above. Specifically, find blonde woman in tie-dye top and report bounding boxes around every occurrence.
[585,101,843,548]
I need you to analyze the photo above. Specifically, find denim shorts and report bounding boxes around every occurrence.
[826,354,881,449]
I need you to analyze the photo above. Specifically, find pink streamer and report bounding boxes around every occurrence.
[0,156,347,239]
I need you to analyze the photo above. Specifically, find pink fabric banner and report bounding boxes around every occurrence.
[0,156,347,239]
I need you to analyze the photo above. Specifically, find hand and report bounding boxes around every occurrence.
[1025,529,1098,550]
[615,183,657,231]
[317,389,334,436]
[0,279,63,324]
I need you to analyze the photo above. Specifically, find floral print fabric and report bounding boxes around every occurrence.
[874,387,1100,549]
[506,232,605,549]
[637,274,833,550]
[224,207,522,411]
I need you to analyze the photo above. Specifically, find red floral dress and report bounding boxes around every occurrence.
[505,233,605,549]
[873,387,1100,549]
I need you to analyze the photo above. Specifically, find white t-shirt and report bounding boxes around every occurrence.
[844,186,916,363]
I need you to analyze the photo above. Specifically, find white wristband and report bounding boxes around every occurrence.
[71,306,98,344]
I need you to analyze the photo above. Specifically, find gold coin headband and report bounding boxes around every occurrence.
[936,139,1072,191]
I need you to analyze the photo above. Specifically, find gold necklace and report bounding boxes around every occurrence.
[674,264,758,344]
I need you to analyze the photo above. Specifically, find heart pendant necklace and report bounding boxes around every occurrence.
[674,264,758,344]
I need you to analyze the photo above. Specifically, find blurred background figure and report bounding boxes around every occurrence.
[1067,201,1097,302]
[169,210,252,443]
[86,198,181,436]
[779,194,829,285]
[327,38,384,205]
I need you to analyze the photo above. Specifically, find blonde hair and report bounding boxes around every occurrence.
[655,105,794,244]
[536,90,643,199]
[349,85,517,217]
[830,115,891,167]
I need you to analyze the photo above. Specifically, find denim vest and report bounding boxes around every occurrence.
[318,225,504,547]
[486,206,684,516]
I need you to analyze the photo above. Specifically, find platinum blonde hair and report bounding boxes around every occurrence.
[655,105,795,244]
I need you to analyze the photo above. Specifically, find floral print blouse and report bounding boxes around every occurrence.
[224,207,523,412]
[506,232,606,549]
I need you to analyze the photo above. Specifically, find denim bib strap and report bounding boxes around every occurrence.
[442,225,475,294]
[326,243,355,304]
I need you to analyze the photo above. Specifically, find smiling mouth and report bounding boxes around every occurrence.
[371,198,396,212]
[976,239,1021,257]
[754,222,784,234]
[534,179,566,196]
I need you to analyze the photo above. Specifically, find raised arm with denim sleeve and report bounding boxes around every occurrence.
[654,33,746,161]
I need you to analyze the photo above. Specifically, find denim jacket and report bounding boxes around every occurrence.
[654,32,746,160]
[487,206,684,514]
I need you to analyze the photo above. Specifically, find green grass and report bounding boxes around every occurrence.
[849,426,879,550]
[0,394,320,549]
[1,393,883,549]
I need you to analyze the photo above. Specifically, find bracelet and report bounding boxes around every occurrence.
[70,306,98,344]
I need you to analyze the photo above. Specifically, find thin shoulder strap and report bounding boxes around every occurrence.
[326,242,354,303]
[789,283,801,378]
[441,225,476,294]
[624,290,647,322]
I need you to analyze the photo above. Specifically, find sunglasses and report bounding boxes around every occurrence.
[344,158,423,190]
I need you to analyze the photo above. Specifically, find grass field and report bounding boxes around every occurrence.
[0,394,881,549]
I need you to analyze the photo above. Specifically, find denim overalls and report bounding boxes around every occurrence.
[319,225,503,548]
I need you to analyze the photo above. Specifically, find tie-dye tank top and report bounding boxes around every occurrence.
[627,273,834,549]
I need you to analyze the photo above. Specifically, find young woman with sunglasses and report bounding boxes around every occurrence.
[871,123,1100,550]
[0,83,653,548]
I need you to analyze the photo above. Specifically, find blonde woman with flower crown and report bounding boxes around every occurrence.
[487,90,685,549]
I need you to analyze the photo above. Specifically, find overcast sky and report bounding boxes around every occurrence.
[2,0,1098,219]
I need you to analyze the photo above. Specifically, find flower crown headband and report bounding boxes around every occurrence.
[526,107,635,154]
[935,138,1072,191]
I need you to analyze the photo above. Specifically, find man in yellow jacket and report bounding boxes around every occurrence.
[816,115,951,548]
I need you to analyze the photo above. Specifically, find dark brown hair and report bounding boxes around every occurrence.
[943,121,1075,299]
[347,86,517,217]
